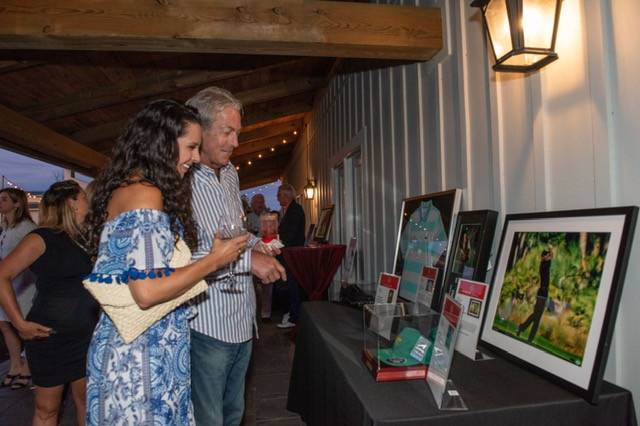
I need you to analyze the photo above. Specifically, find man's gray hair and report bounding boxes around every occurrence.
[186,86,242,131]
[278,183,296,199]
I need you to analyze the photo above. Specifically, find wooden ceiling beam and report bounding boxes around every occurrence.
[72,80,320,149]
[0,1,442,61]
[0,59,44,74]
[22,57,311,122]
[232,140,294,166]
[25,69,248,122]
[234,134,299,159]
[242,112,306,134]
[242,96,313,129]
[0,104,107,174]
[239,120,302,145]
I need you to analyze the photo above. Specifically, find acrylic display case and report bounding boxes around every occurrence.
[362,302,439,382]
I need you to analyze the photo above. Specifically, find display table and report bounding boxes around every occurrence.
[281,244,346,300]
[287,302,637,426]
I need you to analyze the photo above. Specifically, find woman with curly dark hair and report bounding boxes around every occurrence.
[83,99,248,425]
[0,180,98,425]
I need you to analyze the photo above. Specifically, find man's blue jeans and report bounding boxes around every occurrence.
[190,330,253,426]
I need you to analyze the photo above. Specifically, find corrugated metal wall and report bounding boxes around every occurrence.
[282,0,640,413]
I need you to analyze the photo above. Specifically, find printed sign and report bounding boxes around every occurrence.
[454,279,489,360]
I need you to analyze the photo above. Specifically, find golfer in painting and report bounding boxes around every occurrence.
[517,248,553,343]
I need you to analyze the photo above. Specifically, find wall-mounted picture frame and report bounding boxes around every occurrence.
[480,207,638,403]
[442,210,498,303]
[304,223,316,247]
[393,189,462,311]
[313,205,335,243]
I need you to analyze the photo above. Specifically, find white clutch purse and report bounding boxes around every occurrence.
[83,239,207,344]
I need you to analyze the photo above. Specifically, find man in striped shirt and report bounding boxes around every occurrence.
[187,87,286,426]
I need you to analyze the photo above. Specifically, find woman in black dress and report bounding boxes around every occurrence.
[0,180,98,426]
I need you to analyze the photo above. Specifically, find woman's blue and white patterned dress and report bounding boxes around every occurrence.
[86,209,194,425]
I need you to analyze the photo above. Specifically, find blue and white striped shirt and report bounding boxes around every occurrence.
[189,163,259,343]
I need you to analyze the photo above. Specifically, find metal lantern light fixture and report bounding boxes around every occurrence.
[303,178,316,200]
[303,125,316,200]
[471,0,562,72]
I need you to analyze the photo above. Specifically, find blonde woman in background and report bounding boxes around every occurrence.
[0,180,99,425]
[0,187,37,389]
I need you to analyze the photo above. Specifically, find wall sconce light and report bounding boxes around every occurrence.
[471,0,562,72]
[303,178,316,200]
[303,127,316,200]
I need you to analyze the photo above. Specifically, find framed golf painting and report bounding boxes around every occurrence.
[480,207,638,403]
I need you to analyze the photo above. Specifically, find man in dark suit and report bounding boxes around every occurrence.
[276,183,306,328]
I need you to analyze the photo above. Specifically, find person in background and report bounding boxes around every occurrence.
[83,100,248,425]
[186,86,286,426]
[246,193,268,236]
[0,188,37,390]
[276,183,306,329]
[0,180,98,425]
[241,194,251,216]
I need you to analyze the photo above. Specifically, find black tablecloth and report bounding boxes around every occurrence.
[287,302,637,426]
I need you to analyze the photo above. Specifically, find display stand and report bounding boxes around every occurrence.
[439,380,468,410]
[426,295,468,411]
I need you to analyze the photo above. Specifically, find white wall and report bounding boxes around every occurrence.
[283,0,640,413]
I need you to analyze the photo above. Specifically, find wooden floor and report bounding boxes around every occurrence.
[0,313,304,425]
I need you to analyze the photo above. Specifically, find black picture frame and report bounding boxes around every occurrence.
[304,223,316,247]
[393,189,462,311]
[314,205,334,243]
[480,206,638,403]
[442,210,498,304]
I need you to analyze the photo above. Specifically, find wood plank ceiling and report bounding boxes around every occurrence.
[0,0,441,190]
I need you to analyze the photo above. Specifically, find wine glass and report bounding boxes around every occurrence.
[220,214,248,294]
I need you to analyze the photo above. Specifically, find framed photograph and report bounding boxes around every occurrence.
[442,210,498,302]
[393,189,462,310]
[314,205,335,243]
[304,223,316,246]
[468,299,482,319]
[480,207,638,403]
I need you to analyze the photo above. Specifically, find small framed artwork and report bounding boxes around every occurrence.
[442,210,498,302]
[393,189,462,311]
[314,205,335,243]
[480,207,638,403]
[468,299,482,319]
[304,224,316,246]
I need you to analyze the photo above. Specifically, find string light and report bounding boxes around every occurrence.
[293,130,298,135]
[236,166,240,170]
[247,160,252,166]
[282,139,287,144]
[271,147,275,152]
[258,154,262,158]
